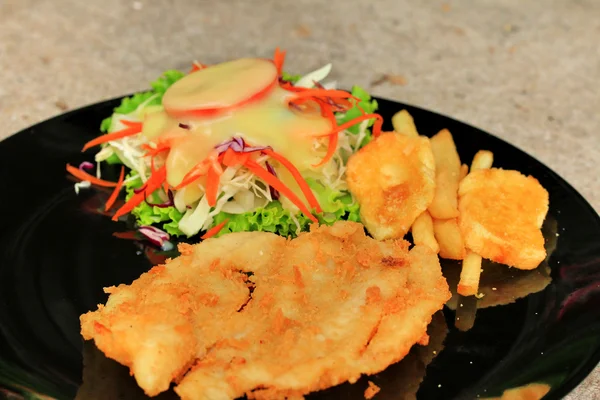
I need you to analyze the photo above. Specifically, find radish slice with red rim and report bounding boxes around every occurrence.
[163,58,278,117]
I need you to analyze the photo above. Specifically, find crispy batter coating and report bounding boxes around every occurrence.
[364,381,380,399]
[458,168,549,270]
[346,133,436,240]
[80,221,450,399]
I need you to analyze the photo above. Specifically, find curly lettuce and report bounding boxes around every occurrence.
[337,85,379,148]
[211,181,360,238]
[281,71,302,84]
[123,175,185,236]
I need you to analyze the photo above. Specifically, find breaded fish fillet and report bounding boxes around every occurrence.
[458,168,549,270]
[80,221,450,399]
[346,133,436,240]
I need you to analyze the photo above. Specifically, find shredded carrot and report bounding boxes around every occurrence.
[174,163,209,190]
[262,149,322,213]
[120,120,142,128]
[222,148,250,167]
[209,151,224,175]
[162,181,170,194]
[190,62,206,73]
[244,159,318,223]
[175,150,220,190]
[143,143,170,158]
[288,89,356,104]
[66,164,118,187]
[320,113,384,138]
[112,166,167,221]
[279,81,307,92]
[104,166,126,211]
[205,164,222,207]
[201,219,229,240]
[82,120,143,152]
[317,100,337,128]
[273,48,286,76]
[312,132,339,168]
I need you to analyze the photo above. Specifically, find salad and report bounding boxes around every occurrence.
[67,49,383,241]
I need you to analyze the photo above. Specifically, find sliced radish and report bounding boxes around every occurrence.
[163,58,277,117]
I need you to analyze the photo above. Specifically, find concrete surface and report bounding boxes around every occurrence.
[0,0,598,398]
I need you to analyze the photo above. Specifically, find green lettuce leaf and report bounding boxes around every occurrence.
[281,71,302,83]
[150,70,186,95]
[211,183,360,238]
[336,85,379,147]
[105,153,123,165]
[124,175,185,236]
[100,91,156,133]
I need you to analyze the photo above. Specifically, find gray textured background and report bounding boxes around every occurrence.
[1,0,598,398]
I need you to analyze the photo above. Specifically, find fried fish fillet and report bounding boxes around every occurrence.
[346,133,436,240]
[80,221,450,399]
[458,168,549,270]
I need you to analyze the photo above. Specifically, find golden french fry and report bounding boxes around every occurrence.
[428,129,461,219]
[457,251,483,296]
[391,109,419,137]
[433,218,466,260]
[412,211,439,253]
[459,164,469,180]
[471,150,494,171]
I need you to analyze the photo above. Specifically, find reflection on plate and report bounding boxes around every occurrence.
[481,382,551,400]
[443,215,557,331]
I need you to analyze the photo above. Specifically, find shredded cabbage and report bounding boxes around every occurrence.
[295,64,332,88]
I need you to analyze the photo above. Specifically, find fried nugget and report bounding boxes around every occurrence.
[458,168,549,270]
[80,221,450,399]
[346,133,436,240]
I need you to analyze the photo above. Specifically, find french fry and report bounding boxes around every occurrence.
[411,211,439,253]
[433,218,466,260]
[471,150,494,171]
[459,164,469,180]
[428,129,461,219]
[391,109,419,137]
[457,251,483,296]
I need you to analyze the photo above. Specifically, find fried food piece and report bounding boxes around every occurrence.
[391,109,419,137]
[433,218,466,260]
[76,341,179,400]
[457,251,483,296]
[458,168,549,269]
[364,381,381,399]
[346,132,436,240]
[470,150,494,171]
[80,221,450,399]
[428,129,462,219]
[411,211,439,253]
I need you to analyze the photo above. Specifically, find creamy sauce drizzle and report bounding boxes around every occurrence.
[141,58,331,207]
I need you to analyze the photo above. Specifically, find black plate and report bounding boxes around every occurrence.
[1,96,599,400]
